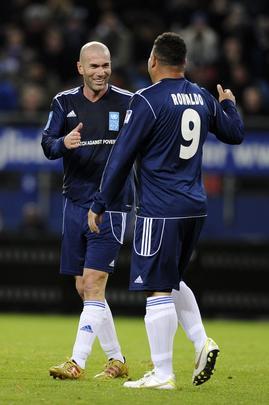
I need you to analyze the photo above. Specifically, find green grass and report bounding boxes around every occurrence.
[0,314,269,404]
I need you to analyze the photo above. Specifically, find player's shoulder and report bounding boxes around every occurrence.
[110,85,134,99]
[183,79,204,95]
[131,83,163,118]
[197,84,214,100]
[54,86,81,101]
[187,81,216,106]
[135,81,162,99]
[198,85,217,109]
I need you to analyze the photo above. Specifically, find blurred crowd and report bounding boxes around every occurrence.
[1,0,269,118]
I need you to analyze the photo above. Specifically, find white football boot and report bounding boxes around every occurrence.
[192,337,220,386]
[123,369,176,390]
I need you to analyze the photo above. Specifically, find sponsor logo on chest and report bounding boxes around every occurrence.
[109,112,120,131]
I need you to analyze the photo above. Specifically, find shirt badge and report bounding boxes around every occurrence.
[109,112,120,131]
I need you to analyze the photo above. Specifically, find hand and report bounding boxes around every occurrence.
[64,122,83,149]
[88,209,103,234]
[217,84,236,104]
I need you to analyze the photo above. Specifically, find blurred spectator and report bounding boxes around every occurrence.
[0,1,268,116]
[89,11,131,70]
[241,85,268,116]
[180,11,219,68]
[218,37,250,99]
[221,36,244,67]
[41,27,69,83]
[209,0,230,38]
[228,64,251,101]
[1,25,26,75]
[256,15,269,81]
[23,3,51,50]
[165,0,198,29]
[222,2,259,75]
[176,11,219,92]
[0,75,18,111]
[63,6,88,53]
[19,83,47,118]
[46,0,73,22]
[127,11,164,89]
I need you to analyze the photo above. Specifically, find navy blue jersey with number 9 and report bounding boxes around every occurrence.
[92,78,244,217]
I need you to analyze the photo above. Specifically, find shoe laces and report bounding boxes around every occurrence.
[63,359,80,373]
[103,359,122,377]
[143,369,156,379]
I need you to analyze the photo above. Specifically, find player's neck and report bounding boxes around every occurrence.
[152,69,185,83]
[151,68,185,83]
[83,85,108,102]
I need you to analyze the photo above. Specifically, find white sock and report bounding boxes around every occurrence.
[72,300,106,368]
[97,300,124,363]
[145,296,178,379]
[172,281,207,352]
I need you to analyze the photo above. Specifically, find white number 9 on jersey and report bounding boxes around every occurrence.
[179,108,201,160]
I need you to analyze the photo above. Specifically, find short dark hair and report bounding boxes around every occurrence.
[153,32,187,66]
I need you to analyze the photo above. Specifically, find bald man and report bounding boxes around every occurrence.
[42,42,133,380]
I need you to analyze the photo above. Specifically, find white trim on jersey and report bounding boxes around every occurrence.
[106,210,128,213]
[120,212,127,244]
[141,217,153,255]
[136,214,207,220]
[62,198,68,235]
[109,212,127,244]
[141,217,147,255]
[44,111,53,130]
[136,93,157,119]
[213,99,217,117]
[134,217,166,257]
[136,81,161,95]
[55,98,64,111]
[111,85,133,97]
[54,87,80,111]
[56,87,80,98]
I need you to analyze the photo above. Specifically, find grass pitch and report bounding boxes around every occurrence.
[0,314,269,405]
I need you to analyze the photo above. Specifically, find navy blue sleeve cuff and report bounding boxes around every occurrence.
[220,99,236,109]
[91,201,106,215]
[57,137,68,153]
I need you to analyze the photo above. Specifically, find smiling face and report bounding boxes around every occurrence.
[77,43,111,99]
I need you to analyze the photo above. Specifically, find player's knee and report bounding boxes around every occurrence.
[83,269,108,298]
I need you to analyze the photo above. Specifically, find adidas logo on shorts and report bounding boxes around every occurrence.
[134,275,143,284]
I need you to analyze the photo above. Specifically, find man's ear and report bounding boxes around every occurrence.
[151,53,158,69]
[77,61,83,75]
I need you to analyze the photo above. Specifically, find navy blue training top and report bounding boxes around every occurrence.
[41,84,134,211]
[92,78,244,217]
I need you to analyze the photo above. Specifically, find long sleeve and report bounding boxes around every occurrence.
[206,92,244,144]
[41,97,68,160]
